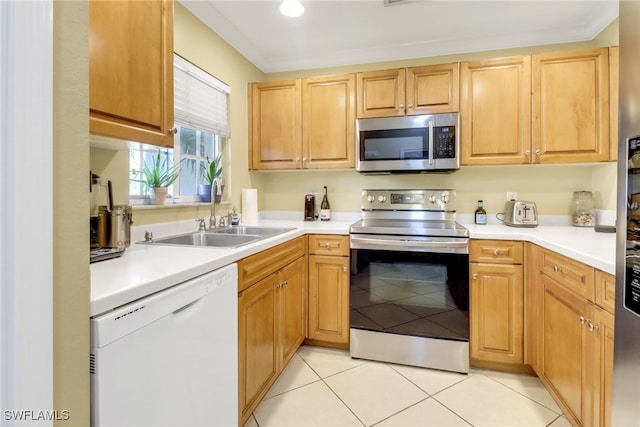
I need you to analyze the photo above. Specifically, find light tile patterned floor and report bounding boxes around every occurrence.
[244,345,571,427]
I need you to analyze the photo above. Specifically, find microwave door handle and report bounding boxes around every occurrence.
[428,120,434,166]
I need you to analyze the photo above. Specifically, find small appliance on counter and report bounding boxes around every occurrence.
[304,193,316,221]
[90,171,133,263]
[497,200,538,227]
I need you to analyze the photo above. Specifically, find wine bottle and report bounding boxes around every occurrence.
[320,186,331,221]
[475,200,487,225]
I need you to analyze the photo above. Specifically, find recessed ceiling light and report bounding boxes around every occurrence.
[280,0,304,17]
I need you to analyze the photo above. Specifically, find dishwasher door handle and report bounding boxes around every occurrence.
[172,298,202,315]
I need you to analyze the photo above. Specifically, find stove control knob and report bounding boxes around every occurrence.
[367,194,375,203]
[429,194,437,203]
[441,192,450,203]
[377,195,387,203]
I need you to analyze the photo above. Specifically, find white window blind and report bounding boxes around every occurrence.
[174,54,230,138]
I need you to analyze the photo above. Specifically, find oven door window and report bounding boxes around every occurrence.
[360,128,429,161]
[350,249,469,341]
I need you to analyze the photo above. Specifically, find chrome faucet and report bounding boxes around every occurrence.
[209,179,221,229]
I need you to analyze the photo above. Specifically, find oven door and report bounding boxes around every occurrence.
[349,233,470,372]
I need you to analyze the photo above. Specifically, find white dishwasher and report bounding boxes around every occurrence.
[90,263,238,427]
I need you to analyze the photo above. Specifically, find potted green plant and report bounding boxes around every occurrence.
[199,154,223,203]
[138,150,181,205]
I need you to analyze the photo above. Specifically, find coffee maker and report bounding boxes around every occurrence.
[304,194,316,221]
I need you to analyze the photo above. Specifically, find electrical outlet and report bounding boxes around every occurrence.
[507,192,517,201]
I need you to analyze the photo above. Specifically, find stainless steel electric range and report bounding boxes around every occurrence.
[349,189,470,373]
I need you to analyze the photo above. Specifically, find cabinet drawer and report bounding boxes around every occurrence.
[538,248,595,301]
[238,237,306,292]
[470,240,523,264]
[595,270,615,314]
[308,234,349,256]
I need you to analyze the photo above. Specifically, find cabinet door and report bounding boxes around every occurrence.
[249,80,302,169]
[592,306,614,427]
[406,63,460,115]
[302,74,355,169]
[356,69,405,118]
[277,256,307,368]
[89,0,174,147]
[238,273,278,418]
[541,274,594,425]
[532,48,610,164]
[461,56,531,165]
[470,263,524,364]
[308,255,350,346]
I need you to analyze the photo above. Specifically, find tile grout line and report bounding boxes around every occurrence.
[480,371,564,415]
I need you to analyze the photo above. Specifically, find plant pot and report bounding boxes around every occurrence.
[149,186,168,205]
[199,184,225,203]
[198,184,212,203]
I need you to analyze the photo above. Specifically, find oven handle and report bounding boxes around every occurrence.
[350,235,469,254]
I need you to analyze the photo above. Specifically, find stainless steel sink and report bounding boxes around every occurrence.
[137,226,295,248]
[208,226,295,237]
[140,232,261,248]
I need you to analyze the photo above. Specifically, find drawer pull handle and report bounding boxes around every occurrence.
[493,249,500,256]
[553,265,563,273]
[325,243,331,249]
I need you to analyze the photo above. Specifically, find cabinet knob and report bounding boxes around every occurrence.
[343,266,348,273]
[525,150,531,156]
[588,320,599,332]
[553,265,563,273]
[325,243,331,249]
[472,274,478,280]
[168,127,178,135]
[407,103,413,109]
[493,249,500,256]
[535,149,541,156]
[579,315,586,324]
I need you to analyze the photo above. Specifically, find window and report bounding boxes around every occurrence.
[129,54,230,204]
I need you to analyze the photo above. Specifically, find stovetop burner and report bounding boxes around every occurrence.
[350,189,468,238]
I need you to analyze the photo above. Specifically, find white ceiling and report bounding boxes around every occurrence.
[179,0,619,73]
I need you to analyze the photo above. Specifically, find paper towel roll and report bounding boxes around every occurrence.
[241,189,258,224]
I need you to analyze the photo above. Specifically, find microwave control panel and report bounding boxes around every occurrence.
[434,126,456,159]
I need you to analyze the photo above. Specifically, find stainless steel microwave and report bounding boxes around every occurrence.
[355,113,460,173]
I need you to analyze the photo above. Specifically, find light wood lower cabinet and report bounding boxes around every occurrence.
[470,240,524,368]
[307,235,350,348]
[237,237,307,425]
[530,244,615,427]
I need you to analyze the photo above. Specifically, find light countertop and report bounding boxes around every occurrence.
[90,215,616,317]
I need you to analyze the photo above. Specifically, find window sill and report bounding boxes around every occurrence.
[132,201,231,211]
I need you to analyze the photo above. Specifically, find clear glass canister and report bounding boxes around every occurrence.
[571,191,596,227]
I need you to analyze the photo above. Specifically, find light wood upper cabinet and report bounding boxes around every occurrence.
[532,48,610,164]
[249,80,302,170]
[461,56,532,165]
[302,74,356,169]
[356,69,405,118]
[249,75,355,170]
[357,64,459,118]
[89,0,174,147]
[406,64,460,115]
